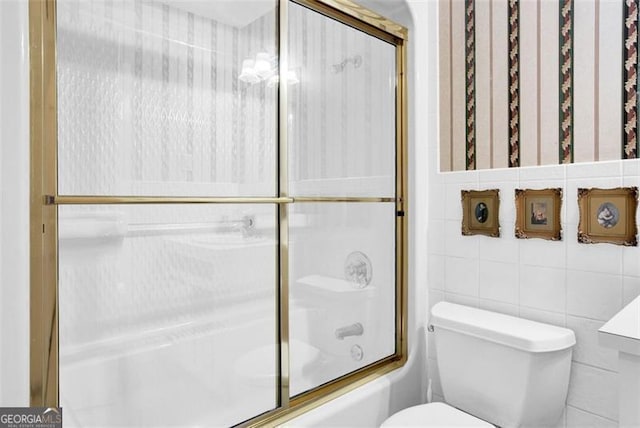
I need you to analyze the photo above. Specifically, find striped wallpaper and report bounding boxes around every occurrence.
[440,0,638,172]
[57,0,278,196]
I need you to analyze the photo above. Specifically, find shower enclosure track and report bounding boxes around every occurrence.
[47,196,397,204]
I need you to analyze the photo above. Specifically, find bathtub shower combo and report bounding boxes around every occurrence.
[30,0,408,426]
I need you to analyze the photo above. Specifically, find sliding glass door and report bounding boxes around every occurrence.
[30,0,406,425]
[287,1,398,397]
[55,1,279,425]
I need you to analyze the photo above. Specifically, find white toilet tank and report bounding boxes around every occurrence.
[431,302,576,428]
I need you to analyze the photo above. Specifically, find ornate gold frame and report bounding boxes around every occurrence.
[461,189,500,237]
[577,187,638,246]
[29,0,408,425]
[515,188,562,241]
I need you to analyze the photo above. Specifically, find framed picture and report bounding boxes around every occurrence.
[461,189,500,237]
[514,188,562,241]
[577,187,638,246]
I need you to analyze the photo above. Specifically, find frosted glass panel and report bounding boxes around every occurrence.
[56,0,277,196]
[288,3,397,197]
[288,203,396,396]
[59,204,277,427]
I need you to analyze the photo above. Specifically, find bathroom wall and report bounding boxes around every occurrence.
[434,1,640,423]
[427,159,640,426]
[439,0,633,171]
[0,0,30,406]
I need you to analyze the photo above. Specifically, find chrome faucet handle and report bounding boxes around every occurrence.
[344,251,372,288]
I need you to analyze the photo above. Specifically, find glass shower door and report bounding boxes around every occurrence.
[287,2,398,397]
[55,1,280,426]
[34,0,406,424]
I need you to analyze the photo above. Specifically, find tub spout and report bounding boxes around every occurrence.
[335,323,363,340]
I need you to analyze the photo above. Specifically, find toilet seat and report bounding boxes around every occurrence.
[380,402,493,427]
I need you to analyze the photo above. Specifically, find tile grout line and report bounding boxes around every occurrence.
[570,360,618,375]
[566,404,619,423]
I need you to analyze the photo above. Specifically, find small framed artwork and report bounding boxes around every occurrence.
[577,187,638,246]
[461,189,500,237]
[514,188,562,241]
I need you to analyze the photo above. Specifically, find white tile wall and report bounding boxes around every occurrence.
[444,257,479,296]
[478,260,519,304]
[519,265,566,313]
[566,316,618,372]
[520,235,568,269]
[623,276,640,306]
[444,220,479,259]
[565,160,623,179]
[566,406,617,428]
[427,255,445,291]
[429,184,445,220]
[566,270,623,321]
[622,159,640,176]
[427,159,640,425]
[427,219,446,256]
[566,239,623,275]
[479,222,519,263]
[443,292,479,308]
[519,164,566,181]
[477,167,519,183]
[518,306,566,327]
[478,298,519,316]
[623,244,640,277]
[444,183,470,220]
[567,363,618,421]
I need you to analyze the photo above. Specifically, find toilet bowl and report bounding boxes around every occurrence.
[381,402,492,427]
[381,302,576,427]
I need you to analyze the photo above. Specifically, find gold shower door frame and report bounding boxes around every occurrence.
[29,0,408,425]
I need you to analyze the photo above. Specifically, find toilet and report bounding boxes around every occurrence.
[382,302,576,427]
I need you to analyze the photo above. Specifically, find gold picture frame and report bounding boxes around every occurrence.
[515,188,562,241]
[577,187,638,246]
[461,189,500,237]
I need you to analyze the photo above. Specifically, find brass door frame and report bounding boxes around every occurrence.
[29,0,408,425]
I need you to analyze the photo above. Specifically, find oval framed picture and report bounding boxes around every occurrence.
[461,189,500,237]
[577,187,638,246]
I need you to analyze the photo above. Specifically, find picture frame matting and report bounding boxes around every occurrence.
[577,187,638,246]
[461,189,500,238]
[514,188,562,241]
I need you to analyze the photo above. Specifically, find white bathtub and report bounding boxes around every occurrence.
[282,332,426,428]
[60,314,425,428]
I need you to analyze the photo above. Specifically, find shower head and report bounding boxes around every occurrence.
[331,54,363,73]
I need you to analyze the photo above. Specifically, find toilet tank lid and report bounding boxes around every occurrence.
[431,302,576,352]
